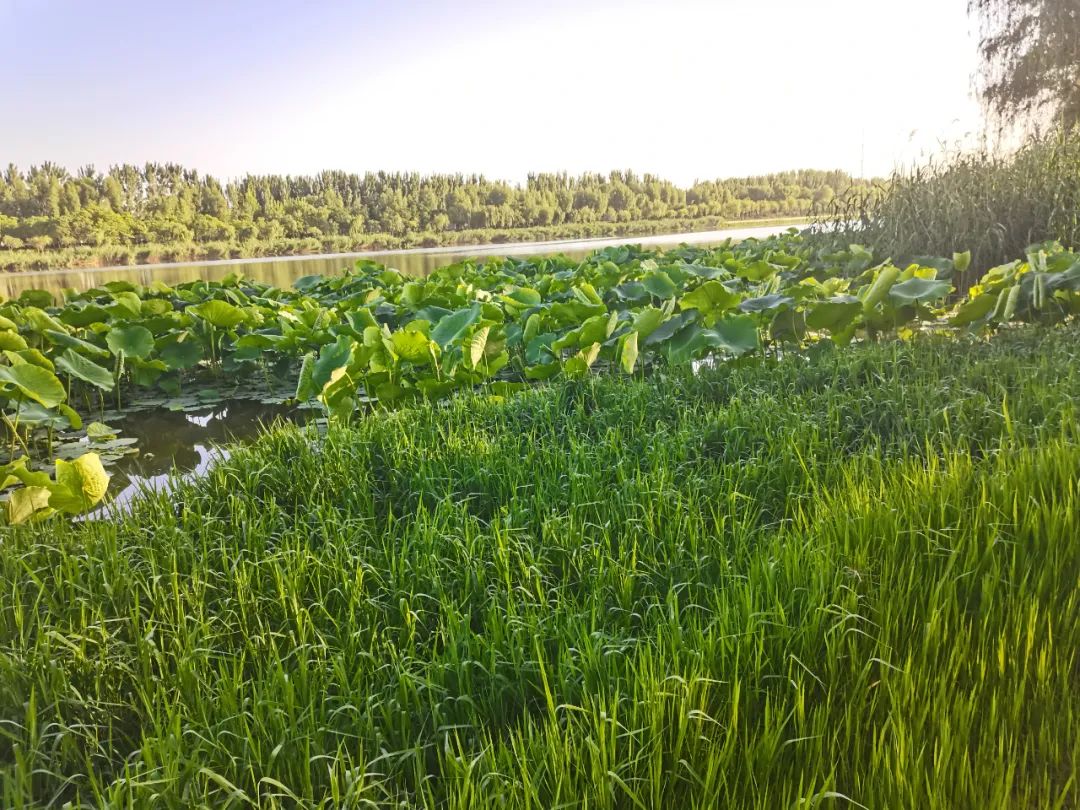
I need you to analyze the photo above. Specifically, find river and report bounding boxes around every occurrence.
[0,222,803,299]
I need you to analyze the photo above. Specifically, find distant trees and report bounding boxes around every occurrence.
[970,0,1080,128]
[0,163,873,254]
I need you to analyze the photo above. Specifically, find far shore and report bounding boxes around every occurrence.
[0,216,810,275]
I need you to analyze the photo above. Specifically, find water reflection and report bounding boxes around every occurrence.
[0,223,803,299]
[86,399,308,517]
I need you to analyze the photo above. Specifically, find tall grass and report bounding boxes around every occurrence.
[1,327,1078,808]
[818,128,1080,281]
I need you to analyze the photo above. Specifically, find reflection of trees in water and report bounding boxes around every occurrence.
[116,401,299,478]
[0,223,795,300]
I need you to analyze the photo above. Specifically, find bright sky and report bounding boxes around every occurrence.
[1,0,983,184]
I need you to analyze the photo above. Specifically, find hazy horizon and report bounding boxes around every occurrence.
[3,0,983,184]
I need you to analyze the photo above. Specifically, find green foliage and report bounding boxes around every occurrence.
[1,452,108,523]
[0,162,873,271]
[970,0,1080,128]
[817,127,1080,280]
[1,329,1077,807]
[1,230,1078,514]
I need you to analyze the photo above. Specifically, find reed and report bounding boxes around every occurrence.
[818,128,1080,282]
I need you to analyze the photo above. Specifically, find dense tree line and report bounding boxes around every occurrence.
[0,163,868,254]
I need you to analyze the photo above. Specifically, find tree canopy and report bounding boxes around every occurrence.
[970,0,1080,128]
[0,163,870,253]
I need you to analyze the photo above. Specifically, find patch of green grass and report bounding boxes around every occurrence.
[1,326,1078,808]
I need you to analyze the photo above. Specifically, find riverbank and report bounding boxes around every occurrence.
[0,215,808,273]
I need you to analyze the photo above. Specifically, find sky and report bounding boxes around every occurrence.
[1,0,984,184]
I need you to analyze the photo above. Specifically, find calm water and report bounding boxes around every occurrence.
[0,222,803,299]
[6,222,804,514]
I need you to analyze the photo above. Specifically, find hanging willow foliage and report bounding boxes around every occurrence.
[970,0,1080,129]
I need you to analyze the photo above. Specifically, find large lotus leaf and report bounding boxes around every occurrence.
[21,307,68,334]
[400,282,426,308]
[129,358,168,387]
[140,298,174,316]
[888,277,952,304]
[502,287,542,307]
[679,262,729,280]
[318,366,359,422]
[390,330,435,365]
[17,289,53,308]
[641,271,678,299]
[738,260,782,281]
[770,308,807,343]
[106,325,154,359]
[188,300,247,329]
[950,293,998,326]
[631,307,666,339]
[312,335,354,387]
[549,300,606,325]
[642,311,697,347]
[701,316,759,356]
[412,306,452,325]
[563,342,601,378]
[159,337,204,370]
[6,485,53,524]
[44,329,109,358]
[680,281,740,318]
[739,294,793,313]
[232,333,280,350]
[345,309,379,333]
[861,266,900,310]
[667,322,705,365]
[575,312,617,346]
[293,274,325,292]
[1046,261,1080,292]
[0,457,52,490]
[430,304,481,349]
[0,331,29,352]
[49,453,109,515]
[107,291,143,320]
[103,281,138,293]
[612,282,649,302]
[0,363,66,407]
[572,283,603,306]
[526,333,558,365]
[806,296,863,332]
[7,348,54,371]
[524,361,560,380]
[522,313,542,345]
[374,381,406,404]
[60,304,110,328]
[3,401,67,429]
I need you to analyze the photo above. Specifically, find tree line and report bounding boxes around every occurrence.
[0,164,869,253]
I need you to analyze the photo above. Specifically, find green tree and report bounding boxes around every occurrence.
[971,0,1080,127]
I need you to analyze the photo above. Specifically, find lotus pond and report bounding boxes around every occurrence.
[2,227,1080,522]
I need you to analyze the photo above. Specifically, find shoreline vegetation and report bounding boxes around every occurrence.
[0,164,868,273]
[2,328,1077,807]
[0,214,808,274]
[0,157,1078,803]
